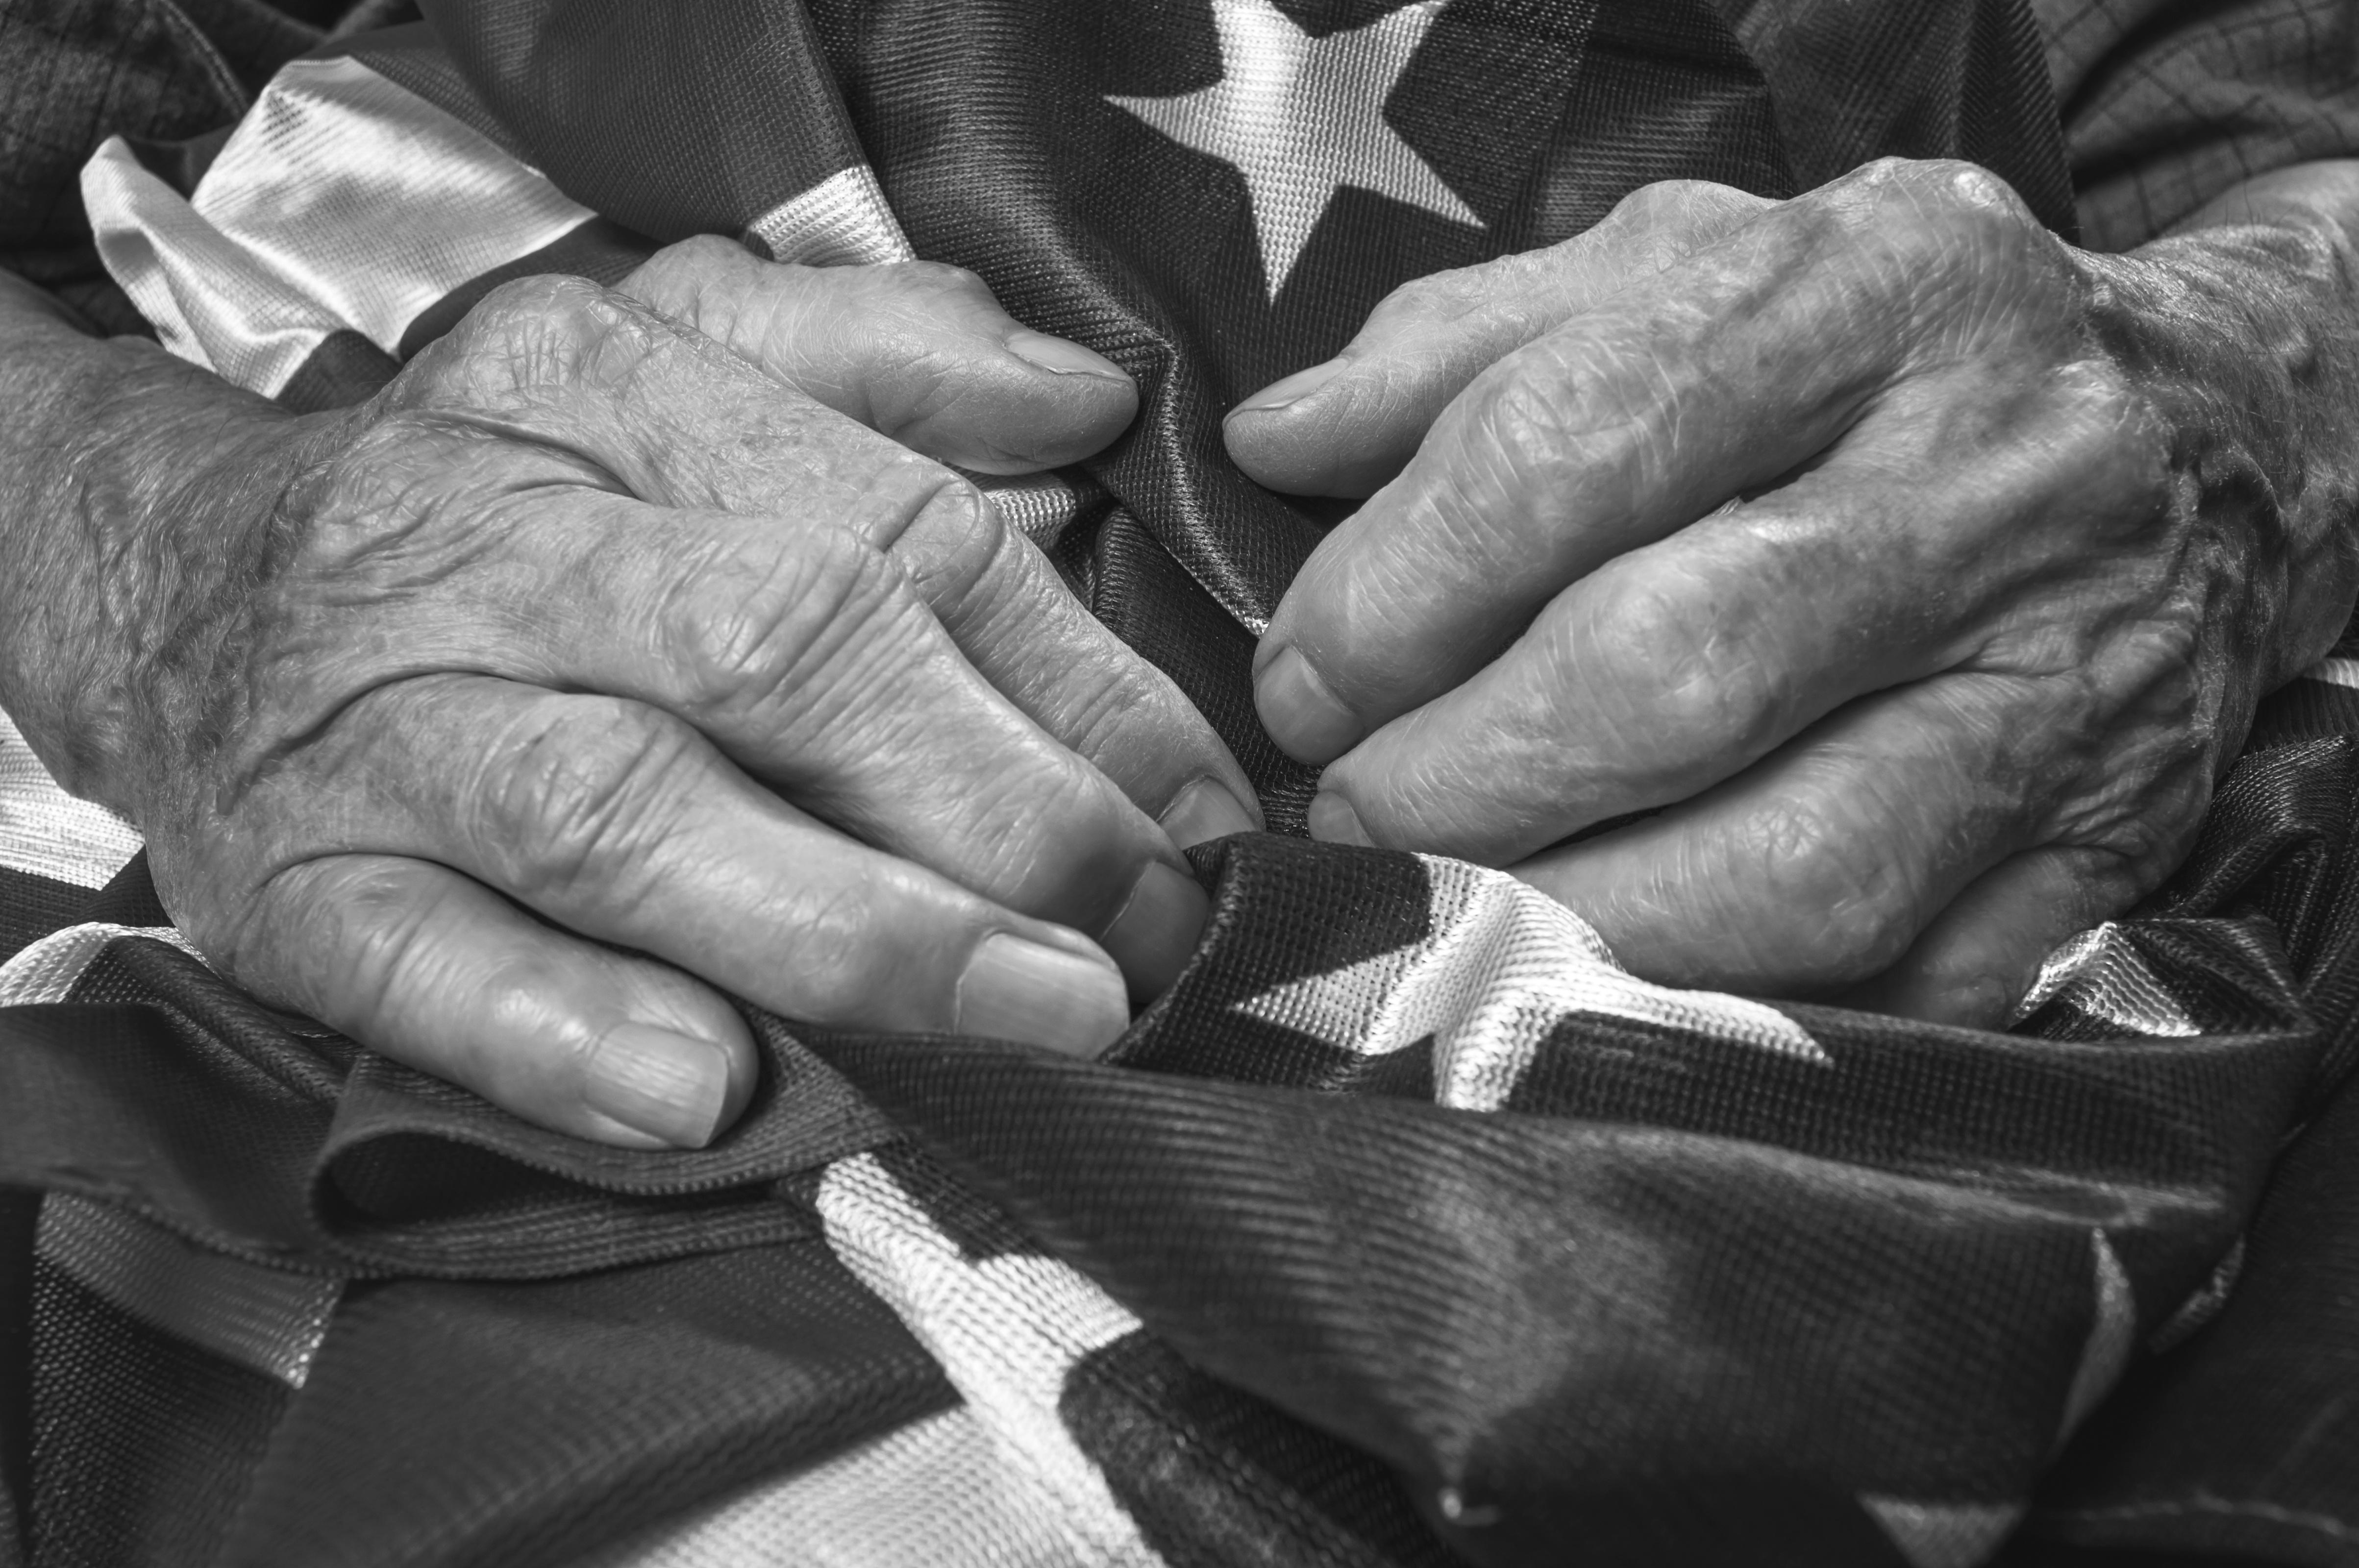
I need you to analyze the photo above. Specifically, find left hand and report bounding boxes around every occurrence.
[1225,158,2359,1024]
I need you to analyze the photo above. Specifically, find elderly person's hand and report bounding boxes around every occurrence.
[0,242,1260,1148]
[1226,157,2359,1023]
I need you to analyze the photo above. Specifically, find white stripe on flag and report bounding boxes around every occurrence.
[85,54,596,395]
[816,1153,1165,1567]
[2302,656,2359,691]
[0,707,141,891]
[743,163,916,267]
[582,1407,1085,1568]
[0,923,200,1007]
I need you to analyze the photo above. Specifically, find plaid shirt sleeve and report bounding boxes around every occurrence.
[2034,0,2359,250]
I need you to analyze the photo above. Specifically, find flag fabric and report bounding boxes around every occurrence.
[6,1,2359,1565]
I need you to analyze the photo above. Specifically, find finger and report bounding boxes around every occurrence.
[879,485,1264,846]
[234,854,756,1148]
[243,674,1138,1049]
[1301,383,2148,866]
[1225,181,1771,497]
[621,237,1137,472]
[1501,675,2056,998]
[302,373,1256,860]
[391,287,1247,893]
[400,273,1077,558]
[1252,161,2062,766]
[626,388,1262,843]
[413,494,1214,988]
[1834,847,2150,1028]
[1301,494,1904,863]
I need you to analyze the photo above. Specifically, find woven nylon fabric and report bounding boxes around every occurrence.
[576,1407,1080,1568]
[336,0,2066,832]
[2024,1035,2359,1564]
[12,1,2359,1564]
[4,688,2359,1564]
[0,869,899,1277]
[1720,0,2078,237]
[36,1196,339,1387]
[208,1246,954,1568]
[798,0,1775,774]
[29,1261,290,1568]
[419,0,871,245]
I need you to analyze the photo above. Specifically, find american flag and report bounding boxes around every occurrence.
[3,2,2355,1564]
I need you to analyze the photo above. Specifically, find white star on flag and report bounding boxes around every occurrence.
[1233,855,1828,1111]
[1106,0,1484,298]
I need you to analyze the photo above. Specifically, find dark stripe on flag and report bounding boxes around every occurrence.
[2249,674,2359,749]
[31,1261,289,1568]
[119,125,235,199]
[1059,1327,1457,1567]
[417,0,871,242]
[396,216,659,360]
[275,329,401,414]
[208,1248,955,1568]
[2022,1051,2359,1565]
[323,22,533,161]
[0,869,96,965]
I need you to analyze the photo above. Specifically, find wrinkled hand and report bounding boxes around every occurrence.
[1227,159,2359,1022]
[93,241,1260,1147]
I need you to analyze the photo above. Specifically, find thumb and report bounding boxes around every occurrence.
[1224,180,1772,497]
[622,236,1137,473]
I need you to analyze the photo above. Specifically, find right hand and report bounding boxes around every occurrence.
[83,244,1260,1149]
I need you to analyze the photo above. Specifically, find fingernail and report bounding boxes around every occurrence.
[1159,777,1260,849]
[1256,645,1363,762]
[584,1023,733,1149]
[1004,330,1129,382]
[1309,791,1376,847]
[1098,860,1211,1001]
[1230,358,1343,416]
[956,932,1130,1056]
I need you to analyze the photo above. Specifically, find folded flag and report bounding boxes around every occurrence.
[5,2,2355,1565]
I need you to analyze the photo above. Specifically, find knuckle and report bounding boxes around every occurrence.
[209,856,433,1025]
[1367,264,1489,329]
[886,478,1011,613]
[1605,178,1741,230]
[947,766,1120,914]
[294,860,441,1018]
[1848,156,2022,220]
[890,260,988,298]
[1610,179,1689,221]
[771,874,900,1017]
[626,234,754,304]
[667,524,912,724]
[1470,360,1580,485]
[1572,569,1783,758]
[652,233,747,274]
[1042,655,1168,773]
[474,696,698,899]
[1741,796,1920,981]
[1830,157,2043,283]
[455,274,616,355]
[457,274,652,393]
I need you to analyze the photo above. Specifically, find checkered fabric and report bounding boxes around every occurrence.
[2032,0,2359,249]
[7,2,2359,1567]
